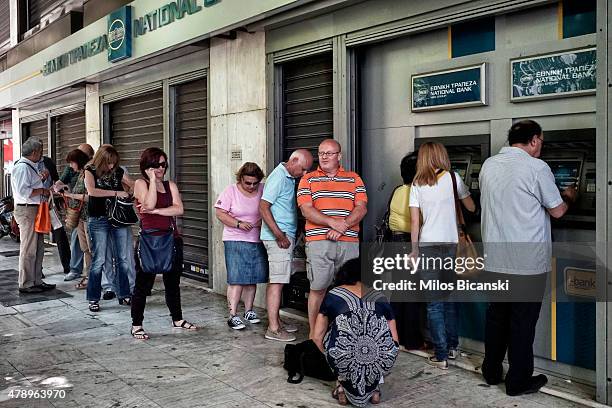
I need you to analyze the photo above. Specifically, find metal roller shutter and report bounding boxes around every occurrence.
[26,119,49,157]
[109,90,164,177]
[0,0,9,44]
[280,53,333,312]
[28,0,59,28]
[54,110,85,174]
[282,52,333,161]
[173,78,208,280]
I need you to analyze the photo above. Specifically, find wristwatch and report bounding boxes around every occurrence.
[236,220,241,228]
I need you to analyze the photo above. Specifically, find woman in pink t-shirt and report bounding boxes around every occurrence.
[215,162,268,330]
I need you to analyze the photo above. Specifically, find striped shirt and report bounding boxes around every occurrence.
[297,166,367,242]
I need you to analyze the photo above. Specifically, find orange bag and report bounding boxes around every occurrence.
[34,199,52,234]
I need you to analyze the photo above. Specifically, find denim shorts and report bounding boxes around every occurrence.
[224,241,268,285]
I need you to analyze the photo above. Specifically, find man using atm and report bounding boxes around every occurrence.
[479,120,577,396]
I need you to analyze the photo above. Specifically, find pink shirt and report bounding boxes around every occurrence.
[215,183,264,243]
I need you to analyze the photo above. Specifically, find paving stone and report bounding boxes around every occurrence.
[0,239,593,408]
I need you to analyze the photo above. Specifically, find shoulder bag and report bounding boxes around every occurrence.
[106,194,139,227]
[64,171,85,230]
[375,185,403,244]
[137,181,183,274]
[450,172,480,277]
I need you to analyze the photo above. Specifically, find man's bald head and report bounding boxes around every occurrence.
[319,139,341,153]
[286,149,314,178]
[317,139,342,174]
[78,143,94,159]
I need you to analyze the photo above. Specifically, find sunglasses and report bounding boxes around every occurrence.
[149,162,168,169]
[242,180,260,187]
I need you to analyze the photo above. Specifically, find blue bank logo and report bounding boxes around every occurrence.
[108,6,132,63]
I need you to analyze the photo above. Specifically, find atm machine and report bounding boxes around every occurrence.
[535,129,597,378]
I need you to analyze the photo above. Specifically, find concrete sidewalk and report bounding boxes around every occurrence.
[0,238,592,408]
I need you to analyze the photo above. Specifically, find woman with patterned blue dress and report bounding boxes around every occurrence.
[312,258,400,406]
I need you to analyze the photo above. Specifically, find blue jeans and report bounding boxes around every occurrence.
[427,301,459,361]
[101,232,136,293]
[69,228,84,275]
[86,217,131,301]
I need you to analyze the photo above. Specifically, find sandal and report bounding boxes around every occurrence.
[371,389,381,404]
[88,301,100,312]
[172,320,197,330]
[75,278,88,290]
[118,298,131,306]
[332,384,347,406]
[131,327,149,340]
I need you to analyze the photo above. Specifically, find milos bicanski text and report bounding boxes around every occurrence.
[370,254,510,292]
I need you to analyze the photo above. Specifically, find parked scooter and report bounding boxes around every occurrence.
[0,196,20,242]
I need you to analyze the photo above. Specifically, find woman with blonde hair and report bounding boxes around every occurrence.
[215,162,268,330]
[84,144,134,312]
[409,142,475,369]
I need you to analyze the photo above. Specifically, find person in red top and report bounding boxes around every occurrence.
[297,139,368,338]
[130,147,197,340]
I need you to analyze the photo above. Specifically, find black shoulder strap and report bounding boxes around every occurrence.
[165,180,179,234]
[16,159,38,175]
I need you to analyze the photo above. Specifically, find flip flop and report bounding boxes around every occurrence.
[332,384,347,406]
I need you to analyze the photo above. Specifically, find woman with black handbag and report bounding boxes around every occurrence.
[84,145,135,312]
[130,147,197,340]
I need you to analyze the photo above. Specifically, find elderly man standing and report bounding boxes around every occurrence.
[260,149,313,342]
[297,139,367,338]
[11,137,56,293]
[479,120,577,396]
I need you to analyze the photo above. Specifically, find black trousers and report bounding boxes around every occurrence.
[52,227,71,273]
[482,300,543,392]
[131,267,183,326]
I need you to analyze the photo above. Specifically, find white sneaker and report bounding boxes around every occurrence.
[448,349,458,360]
[228,315,246,330]
[428,356,448,370]
[244,310,261,324]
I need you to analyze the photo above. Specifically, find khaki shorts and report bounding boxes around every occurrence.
[305,240,360,291]
[262,236,295,284]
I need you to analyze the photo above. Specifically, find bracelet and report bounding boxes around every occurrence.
[236,220,241,228]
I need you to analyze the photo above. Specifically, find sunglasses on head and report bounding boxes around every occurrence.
[149,162,168,169]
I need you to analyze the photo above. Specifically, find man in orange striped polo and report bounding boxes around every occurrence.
[297,139,368,338]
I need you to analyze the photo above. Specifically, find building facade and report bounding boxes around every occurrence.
[0,0,610,403]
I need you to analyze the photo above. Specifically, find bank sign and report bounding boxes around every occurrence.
[43,0,218,75]
[510,47,596,102]
[411,63,487,111]
[108,6,132,62]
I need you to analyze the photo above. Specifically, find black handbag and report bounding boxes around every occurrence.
[136,181,184,275]
[284,339,336,384]
[106,196,139,227]
[138,229,175,274]
[375,185,403,244]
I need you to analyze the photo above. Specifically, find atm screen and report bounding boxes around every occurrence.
[548,160,581,190]
[451,162,469,181]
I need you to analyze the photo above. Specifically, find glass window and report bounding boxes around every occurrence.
[451,17,495,58]
[563,0,596,38]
